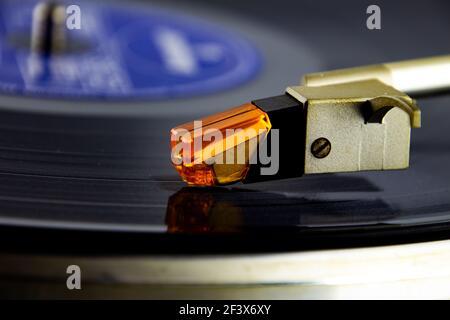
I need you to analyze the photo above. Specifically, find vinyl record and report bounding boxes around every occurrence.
[1,0,450,299]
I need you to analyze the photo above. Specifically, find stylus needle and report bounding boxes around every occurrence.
[170,55,450,186]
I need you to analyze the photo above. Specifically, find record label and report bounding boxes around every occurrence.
[0,0,262,100]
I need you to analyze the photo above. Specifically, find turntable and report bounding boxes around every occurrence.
[0,0,450,300]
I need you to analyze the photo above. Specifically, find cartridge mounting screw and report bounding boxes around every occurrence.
[311,138,331,159]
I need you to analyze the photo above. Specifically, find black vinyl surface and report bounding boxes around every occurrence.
[0,0,450,254]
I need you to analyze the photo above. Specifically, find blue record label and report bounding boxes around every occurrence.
[0,0,262,100]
